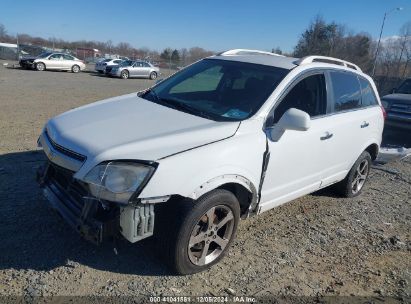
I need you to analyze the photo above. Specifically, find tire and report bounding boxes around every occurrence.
[71,65,80,73]
[334,151,372,198]
[35,62,45,71]
[156,189,240,275]
[149,71,157,80]
[120,70,129,79]
[98,70,104,74]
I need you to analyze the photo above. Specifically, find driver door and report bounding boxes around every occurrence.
[259,72,334,212]
[47,54,63,69]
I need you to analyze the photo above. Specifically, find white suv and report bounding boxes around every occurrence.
[37,49,384,274]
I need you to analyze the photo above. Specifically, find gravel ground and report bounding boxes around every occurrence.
[0,62,410,302]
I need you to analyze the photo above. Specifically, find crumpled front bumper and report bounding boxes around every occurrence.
[36,162,119,244]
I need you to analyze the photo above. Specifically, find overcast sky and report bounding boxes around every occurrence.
[1,0,410,52]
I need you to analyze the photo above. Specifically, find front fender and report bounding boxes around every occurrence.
[138,126,266,201]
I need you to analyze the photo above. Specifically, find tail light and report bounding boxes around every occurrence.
[380,106,387,120]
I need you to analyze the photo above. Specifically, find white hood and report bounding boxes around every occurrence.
[46,93,240,163]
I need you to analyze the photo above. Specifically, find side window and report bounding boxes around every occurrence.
[330,71,361,112]
[142,62,150,67]
[271,74,327,124]
[63,54,74,60]
[49,54,62,60]
[114,60,121,64]
[359,77,378,107]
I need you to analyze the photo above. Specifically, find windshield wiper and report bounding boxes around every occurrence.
[139,88,160,101]
[158,97,216,120]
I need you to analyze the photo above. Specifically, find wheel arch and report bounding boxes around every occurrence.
[364,143,379,161]
[190,175,258,218]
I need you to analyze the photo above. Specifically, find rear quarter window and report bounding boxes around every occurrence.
[359,77,378,107]
[330,71,361,112]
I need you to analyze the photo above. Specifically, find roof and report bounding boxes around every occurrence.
[209,49,363,72]
[210,49,298,70]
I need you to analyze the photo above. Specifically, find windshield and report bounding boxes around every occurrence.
[141,59,288,121]
[37,52,52,58]
[396,79,411,94]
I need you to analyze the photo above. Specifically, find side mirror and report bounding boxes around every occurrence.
[277,108,311,131]
[269,108,311,141]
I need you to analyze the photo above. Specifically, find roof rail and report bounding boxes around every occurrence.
[219,49,285,57]
[295,56,362,72]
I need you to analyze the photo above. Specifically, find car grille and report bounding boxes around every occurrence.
[390,103,411,116]
[45,130,86,162]
[47,162,89,211]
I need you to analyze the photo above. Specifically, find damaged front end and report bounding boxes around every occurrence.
[36,131,162,245]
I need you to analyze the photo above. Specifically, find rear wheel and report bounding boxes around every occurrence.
[334,151,371,197]
[35,62,45,71]
[157,189,240,274]
[71,65,80,73]
[149,71,157,80]
[121,70,129,79]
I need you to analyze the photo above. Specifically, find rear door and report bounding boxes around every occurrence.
[141,62,152,77]
[131,61,144,77]
[320,70,369,187]
[62,54,75,69]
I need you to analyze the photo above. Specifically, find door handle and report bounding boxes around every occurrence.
[320,132,333,141]
[361,122,369,128]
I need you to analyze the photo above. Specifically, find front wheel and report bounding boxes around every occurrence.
[120,70,129,79]
[149,71,157,80]
[35,62,45,71]
[334,151,371,197]
[157,189,240,274]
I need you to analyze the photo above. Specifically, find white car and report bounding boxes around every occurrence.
[95,58,124,74]
[29,52,86,73]
[37,49,384,274]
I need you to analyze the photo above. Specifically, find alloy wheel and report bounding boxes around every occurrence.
[188,205,235,266]
[351,159,369,194]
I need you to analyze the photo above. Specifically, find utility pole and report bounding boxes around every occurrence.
[16,33,19,60]
[372,7,403,77]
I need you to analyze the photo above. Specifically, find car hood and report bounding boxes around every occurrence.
[46,93,240,162]
[20,56,36,61]
[381,93,411,105]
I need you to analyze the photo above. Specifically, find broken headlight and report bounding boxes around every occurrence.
[82,161,156,204]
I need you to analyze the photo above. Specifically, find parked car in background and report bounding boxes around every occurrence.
[20,52,86,73]
[108,60,159,79]
[381,78,411,130]
[37,49,383,274]
[95,58,123,74]
[105,60,133,75]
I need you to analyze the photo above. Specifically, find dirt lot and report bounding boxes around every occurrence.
[0,62,410,302]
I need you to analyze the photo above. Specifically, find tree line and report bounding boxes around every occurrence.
[291,16,410,93]
[1,17,410,90]
[0,23,214,67]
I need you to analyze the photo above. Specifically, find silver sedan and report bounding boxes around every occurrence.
[32,52,86,73]
[108,60,160,80]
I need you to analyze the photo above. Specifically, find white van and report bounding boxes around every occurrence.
[37,49,384,274]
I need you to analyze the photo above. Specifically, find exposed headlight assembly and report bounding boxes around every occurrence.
[83,161,156,204]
